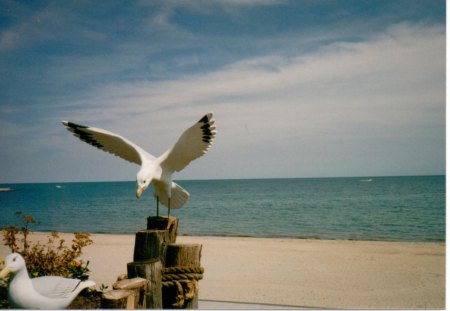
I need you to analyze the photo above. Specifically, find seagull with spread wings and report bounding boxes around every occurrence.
[62,113,217,216]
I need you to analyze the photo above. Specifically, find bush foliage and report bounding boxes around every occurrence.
[1,212,93,280]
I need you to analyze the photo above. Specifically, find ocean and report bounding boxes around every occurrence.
[0,176,445,242]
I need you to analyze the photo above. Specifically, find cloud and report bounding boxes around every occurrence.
[0,2,109,53]
[0,8,444,183]
[140,0,285,36]
[49,22,443,180]
[75,23,443,118]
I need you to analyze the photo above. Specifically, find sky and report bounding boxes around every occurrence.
[0,0,446,183]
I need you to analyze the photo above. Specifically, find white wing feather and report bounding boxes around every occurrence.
[62,121,155,165]
[32,276,82,298]
[160,113,216,173]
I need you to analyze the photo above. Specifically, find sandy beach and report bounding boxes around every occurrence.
[0,232,445,309]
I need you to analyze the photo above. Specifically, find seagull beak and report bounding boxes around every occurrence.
[136,186,144,199]
[0,266,12,278]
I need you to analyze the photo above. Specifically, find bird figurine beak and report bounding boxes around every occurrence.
[136,186,144,199]
[0,266,12,278]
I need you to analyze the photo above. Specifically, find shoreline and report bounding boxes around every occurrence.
[0,232,445,309]
[13,229,446,244]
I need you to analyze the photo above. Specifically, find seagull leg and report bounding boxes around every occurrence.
[156,196,160,217]
[168,198,171,218]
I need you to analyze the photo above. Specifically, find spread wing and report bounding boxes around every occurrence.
[62,121,155,165]
[159,113,216,173]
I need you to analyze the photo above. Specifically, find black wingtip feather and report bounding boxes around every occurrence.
[197,114,215,144]
[65,121,88,130]
[63,121,104,149]
[199,114,210,124]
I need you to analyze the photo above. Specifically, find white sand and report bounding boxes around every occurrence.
[0,232,445,309]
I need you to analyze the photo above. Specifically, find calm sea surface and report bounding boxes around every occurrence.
[0,176,445,242]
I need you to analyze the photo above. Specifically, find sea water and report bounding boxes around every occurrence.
[0,176,445,242]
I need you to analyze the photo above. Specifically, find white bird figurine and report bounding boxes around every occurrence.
[0,253,95,309]
[62,113,217,216]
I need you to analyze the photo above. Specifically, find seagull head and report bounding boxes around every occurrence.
[0,253,25,278]
[136,169,153,199]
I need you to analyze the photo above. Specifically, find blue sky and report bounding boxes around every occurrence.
[0,0,445,183]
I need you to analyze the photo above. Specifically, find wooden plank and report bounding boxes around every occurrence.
[101,289,135,309]
[113,277,148,309]
[113,277,147,290]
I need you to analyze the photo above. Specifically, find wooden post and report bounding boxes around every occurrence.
[165,244,202,267]
[127,259,163,309]
[130,216,203,309]
[163,244,203,309]
[147,216,179,243]
[133,230,168,263]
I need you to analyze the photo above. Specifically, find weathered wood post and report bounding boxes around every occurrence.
[147,216,179,243]
[162,244,203,309]
[125,216,179,309]
[133,230,168,264]
[127,215,203,309]
[127,259,162,308]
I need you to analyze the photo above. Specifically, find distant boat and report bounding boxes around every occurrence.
[360,178,373,182]
[55,185,63,189]
[0,187,12,192]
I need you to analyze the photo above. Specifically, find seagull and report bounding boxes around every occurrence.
[62,113,217,217]
[0,253,95,309]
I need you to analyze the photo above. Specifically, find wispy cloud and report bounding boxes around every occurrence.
[51,22,444,179]
[0,1,445,182]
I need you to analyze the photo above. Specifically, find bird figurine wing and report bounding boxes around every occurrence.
[31,276,84,298]
[62,121,155,165]
[153,181,190,209]
[160,113,216,173]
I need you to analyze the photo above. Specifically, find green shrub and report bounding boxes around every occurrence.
[1,212,93,280]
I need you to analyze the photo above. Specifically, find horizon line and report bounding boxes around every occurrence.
[0,174,445,185]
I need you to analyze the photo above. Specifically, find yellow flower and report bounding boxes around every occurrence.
[0,258,4,265]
